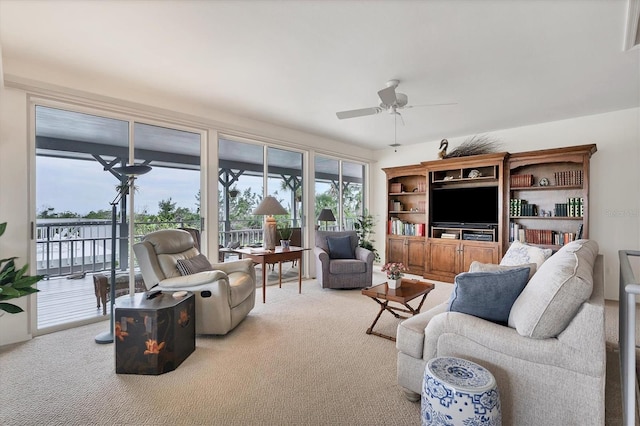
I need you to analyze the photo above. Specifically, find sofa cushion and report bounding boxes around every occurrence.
[508,239,599,338]
[327,235,355,259]
[447,267,530,325]
[329,259,366,274]
[469,261,537,281]
[500,240,552,269]
[176,254,214,276]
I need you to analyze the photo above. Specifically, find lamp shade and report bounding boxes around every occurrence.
[112,164,152,176]
[253,196,288,216]
[253,196,287,250]
[317,208,336,222]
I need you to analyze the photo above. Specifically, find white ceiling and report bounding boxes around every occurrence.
[1,0,639,151]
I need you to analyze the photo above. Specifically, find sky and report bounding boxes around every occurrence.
[36,157,201,216]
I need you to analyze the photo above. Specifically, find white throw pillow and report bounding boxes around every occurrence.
[508,239,599,338]
[500,240,553,269]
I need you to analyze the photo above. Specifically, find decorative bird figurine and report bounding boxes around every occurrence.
[438,139,449,159]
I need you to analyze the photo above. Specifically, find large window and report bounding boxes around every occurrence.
[218,137,304,248]
[34,105,203,330]
[314,156,365,230]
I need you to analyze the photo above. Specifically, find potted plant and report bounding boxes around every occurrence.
[0,222,44,314]
[354,210,380,262]
[381,262,408,289]
[278,221,293,249]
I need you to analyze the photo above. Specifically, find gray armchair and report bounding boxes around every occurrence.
[314,230,374,289]
[133,229,256,335]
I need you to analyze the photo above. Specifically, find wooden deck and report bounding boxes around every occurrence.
[36,261,301,331]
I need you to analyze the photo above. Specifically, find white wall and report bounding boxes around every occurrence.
[373,107,640,300]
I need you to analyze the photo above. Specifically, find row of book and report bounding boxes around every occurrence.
[509,223,583,245]
[388,218,425,236]
[510,174,534,188]
[554,170,583,186]
[510,199,538,217]
[389,181,427,194]
[554,198,584,217]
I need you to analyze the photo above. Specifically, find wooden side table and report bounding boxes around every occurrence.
[361,279,435,341]
[114,292,195,375]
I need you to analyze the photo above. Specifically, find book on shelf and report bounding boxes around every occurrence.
[388,218,425,236]
[440,233,459,239]
[510,174,534,187]
[390,182,403,193]
[553,170,583,186]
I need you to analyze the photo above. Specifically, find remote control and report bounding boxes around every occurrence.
[146,290,162,299]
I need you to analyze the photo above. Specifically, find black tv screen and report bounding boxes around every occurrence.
[431,186,498,226]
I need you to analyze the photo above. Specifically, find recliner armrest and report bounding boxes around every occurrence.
[209,258,255,276]
[160,270,229,288]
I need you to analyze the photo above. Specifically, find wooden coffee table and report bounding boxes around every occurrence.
[361,278,435,341]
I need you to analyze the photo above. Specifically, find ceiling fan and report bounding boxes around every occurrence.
[336,79,456,125]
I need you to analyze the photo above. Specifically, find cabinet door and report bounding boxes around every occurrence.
[386,237,405,264]
[406,239,425,275]
[425,239,459,281]
[460,242,499,272]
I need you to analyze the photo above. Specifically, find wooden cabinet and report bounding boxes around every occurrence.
[425,238,500,282]
[421,153,507,282]
[387,235,425,275]
[383,165,427,276]
[381,145,595,283]
[506,144,596,251]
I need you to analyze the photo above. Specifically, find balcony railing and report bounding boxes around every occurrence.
[35,219,263,278]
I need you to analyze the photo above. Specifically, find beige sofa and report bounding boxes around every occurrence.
[396,240,605,425]
[134,229,256,335]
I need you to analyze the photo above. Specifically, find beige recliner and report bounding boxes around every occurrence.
[133,229,256,335]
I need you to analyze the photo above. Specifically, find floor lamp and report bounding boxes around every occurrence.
[95,164,152,344]
[317,208,336,230]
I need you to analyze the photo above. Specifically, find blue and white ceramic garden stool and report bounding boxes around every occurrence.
[421,357,501,426]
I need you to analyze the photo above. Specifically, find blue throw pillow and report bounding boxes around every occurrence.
[326,235,355,259]
[447,267,530,325]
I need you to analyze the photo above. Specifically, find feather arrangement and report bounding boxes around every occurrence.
[441,134,501,159]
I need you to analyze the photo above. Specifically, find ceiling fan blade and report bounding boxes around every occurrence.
[336,107,381,119]
[377,85,397,106]
[404,102,458,109]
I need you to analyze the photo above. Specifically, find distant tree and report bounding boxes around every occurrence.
[85,209,112,220]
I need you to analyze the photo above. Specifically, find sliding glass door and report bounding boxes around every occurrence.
[34,104,203,331]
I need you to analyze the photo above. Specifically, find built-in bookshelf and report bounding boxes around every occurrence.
[383,165,427,275]
[506,144,596,250]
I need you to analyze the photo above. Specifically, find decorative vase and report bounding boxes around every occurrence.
[280,239,291,249]
[388,278,402,289]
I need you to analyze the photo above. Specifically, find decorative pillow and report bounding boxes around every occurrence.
[469,261,537,281]
[447,267,531,325]
[508,239,599,339]
[176,254,213,276]
[500,240,553,269]
[326,235,355,259]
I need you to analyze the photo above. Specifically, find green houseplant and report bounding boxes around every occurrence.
[354,211,380,262]
[0,222,43,314]
[278,221,293,248]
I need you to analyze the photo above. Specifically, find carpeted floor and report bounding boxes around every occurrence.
[0,272,633,425]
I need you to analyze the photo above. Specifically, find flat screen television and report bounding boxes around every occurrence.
[431,186,498,227]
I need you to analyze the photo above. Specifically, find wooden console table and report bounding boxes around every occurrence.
[233,246,309,303]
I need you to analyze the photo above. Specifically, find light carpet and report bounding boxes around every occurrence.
[0,272,630,425]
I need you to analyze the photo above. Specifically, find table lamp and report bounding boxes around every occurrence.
[317,208,336,230]
[253,196,288,250]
